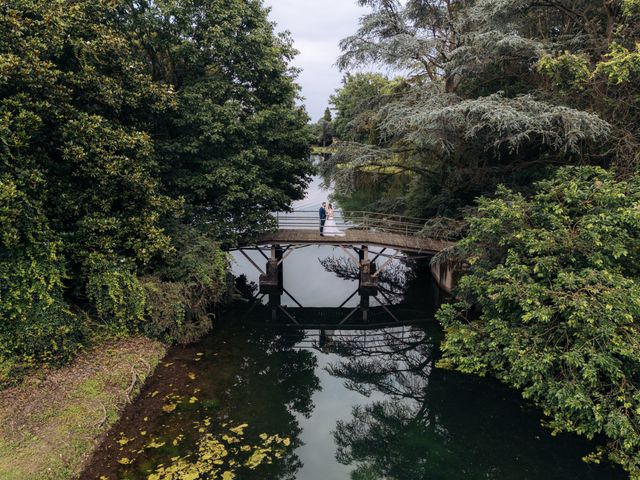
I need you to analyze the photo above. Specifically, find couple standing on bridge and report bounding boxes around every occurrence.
[319,202,345,237]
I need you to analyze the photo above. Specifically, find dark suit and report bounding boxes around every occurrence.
[319,206,326,234]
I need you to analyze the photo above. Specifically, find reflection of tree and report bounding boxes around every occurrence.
[248,327,320,418]
[234,273,257,300]
[221,326,321,480]
[329,327,624,480]
[329,328,435,480]
[318,255,415,303]
[95,324,322,480]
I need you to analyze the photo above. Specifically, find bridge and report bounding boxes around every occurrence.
[255,210,453,253]
[234,210,455,324]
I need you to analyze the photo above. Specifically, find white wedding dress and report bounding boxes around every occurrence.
[323,210,345,237]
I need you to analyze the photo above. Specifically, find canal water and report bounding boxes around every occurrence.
[83,176,624,480]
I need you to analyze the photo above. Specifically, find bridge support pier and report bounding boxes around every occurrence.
[258,245,284,321]
[357,246,378,322]
[240,241,415,326]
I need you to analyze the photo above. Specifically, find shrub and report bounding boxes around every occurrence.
[437,166,640,474]
[142,228,229,344]
[0,179,84,366]
[84,253,147,336]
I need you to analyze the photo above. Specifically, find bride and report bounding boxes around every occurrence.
[323,203,345,237]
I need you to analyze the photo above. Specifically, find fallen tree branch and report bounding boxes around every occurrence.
[123,367,138,403]
[95,401,107,428]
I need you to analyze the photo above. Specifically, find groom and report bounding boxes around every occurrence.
[319,202,326,236]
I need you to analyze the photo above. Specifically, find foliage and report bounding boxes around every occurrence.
[143,228,229,344]
[0,178,83,365]
[0,0,171,365]
[1,0,313,366]
[329,72,398,143]
[147,424,290,480]
[310,116,335,148]
[436,166,640,475]
[593,43,640,85]
[84,253,147,336]
[0,0,174,264]
[128,0,313,243]
[323,107,332,123]
[325,0,640,218]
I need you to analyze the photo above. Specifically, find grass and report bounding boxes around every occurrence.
[0,337,167,480]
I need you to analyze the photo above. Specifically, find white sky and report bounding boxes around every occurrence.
[263,0,367,122]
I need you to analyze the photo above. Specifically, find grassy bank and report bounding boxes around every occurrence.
[0,337,167,480]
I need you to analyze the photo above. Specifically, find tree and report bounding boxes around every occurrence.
[0,0,173,364]
[329,72,396,143]
[323,107,333,123]
[322,0,637,219]
[436,166,640,475]
[317,117,336,147]
[126,0,314,243]
[310,108,336,147]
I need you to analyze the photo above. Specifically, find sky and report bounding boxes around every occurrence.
[262,0,367,122]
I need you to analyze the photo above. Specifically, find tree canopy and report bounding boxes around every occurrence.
[0,0,312,370]
[323,0,639,217]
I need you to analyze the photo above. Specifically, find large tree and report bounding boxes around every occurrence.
[323,0,637,218]
[125,0,313,243]
[0,0,172,364]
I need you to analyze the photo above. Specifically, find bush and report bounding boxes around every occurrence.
[0,179,84,366]
[437,166,640,475]
[84,253,147,336]
[142,228,229,344]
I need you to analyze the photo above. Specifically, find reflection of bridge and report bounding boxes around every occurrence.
[253,324,427,354]
[243,306,433,330]
[234,210,455,323]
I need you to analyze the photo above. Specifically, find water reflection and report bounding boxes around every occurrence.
[319,254,415,305]
[85,319,625,480]
[327,326,624,480]
[83,327,321,480]
[84,199,623,480]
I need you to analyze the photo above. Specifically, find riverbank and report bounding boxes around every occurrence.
[0,337,167,480]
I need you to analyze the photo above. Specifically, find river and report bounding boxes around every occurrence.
[82,175,624,480]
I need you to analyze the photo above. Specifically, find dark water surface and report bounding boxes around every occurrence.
[83,176,625,479]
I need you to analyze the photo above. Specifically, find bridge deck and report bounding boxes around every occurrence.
[254,228,454,253]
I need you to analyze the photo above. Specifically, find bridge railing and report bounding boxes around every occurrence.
[273,210,428,237]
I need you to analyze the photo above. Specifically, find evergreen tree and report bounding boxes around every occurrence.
[323,107,333,122]
[323,0,635,218]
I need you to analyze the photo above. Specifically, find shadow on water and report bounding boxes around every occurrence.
[82,251,625,480]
